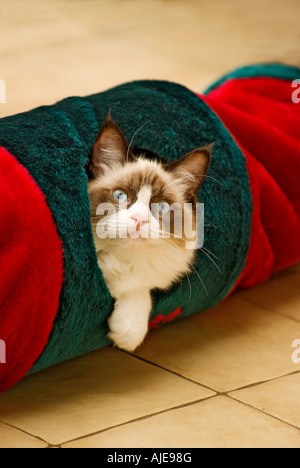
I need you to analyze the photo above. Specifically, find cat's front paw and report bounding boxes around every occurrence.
[108,313,148,352]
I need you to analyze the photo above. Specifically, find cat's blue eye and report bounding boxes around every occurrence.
[156,201,170,215]
[113,190,128,204]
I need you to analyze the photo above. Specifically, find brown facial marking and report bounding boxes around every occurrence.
[166,145,212,201]
[89,112,136,180]
[89,161,199,244]
[88,117,212,244]
[116,169,172,203]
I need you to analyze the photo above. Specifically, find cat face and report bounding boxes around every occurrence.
[88,114,211,250]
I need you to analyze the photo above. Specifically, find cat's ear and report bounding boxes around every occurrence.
[89,112,132,179]
[167,145,213,199]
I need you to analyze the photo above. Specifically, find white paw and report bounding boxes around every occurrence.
[108,313,148,352]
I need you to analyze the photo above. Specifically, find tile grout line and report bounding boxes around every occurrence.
[1,364,298,446]
[121,349,218,394]
[226,369,300,393]
[227,394,300,432]
[59,394,218,447]
[0,419,50,446]
[122,349,300,395]
[59,373,300,446]
[58,369,300,446]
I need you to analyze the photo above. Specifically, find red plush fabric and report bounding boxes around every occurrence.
[149,307,182,330]
[202,77,300,288]
[0,147,64,392]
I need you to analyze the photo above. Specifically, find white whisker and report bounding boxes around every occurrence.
[127,121,151,162]
[185,273,192,305]
[201,247,222,275]
[160,237,209,296]
[202,246,219,260]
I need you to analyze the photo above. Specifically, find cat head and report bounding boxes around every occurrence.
[88,114,211,250]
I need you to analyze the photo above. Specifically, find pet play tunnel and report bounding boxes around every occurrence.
[1,63,300,392]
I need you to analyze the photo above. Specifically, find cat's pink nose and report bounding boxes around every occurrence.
[130,216,148,231]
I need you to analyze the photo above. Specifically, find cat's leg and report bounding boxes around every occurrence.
[108,289,152,352]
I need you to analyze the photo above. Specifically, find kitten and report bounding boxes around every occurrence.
[87,114,211,352]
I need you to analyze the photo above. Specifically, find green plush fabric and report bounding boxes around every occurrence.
[204,62,300,94]
[0,81,252,372]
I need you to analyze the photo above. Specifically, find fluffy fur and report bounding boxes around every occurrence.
[88,115,211,351]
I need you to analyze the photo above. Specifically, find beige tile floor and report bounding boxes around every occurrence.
[0,0,300,448]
